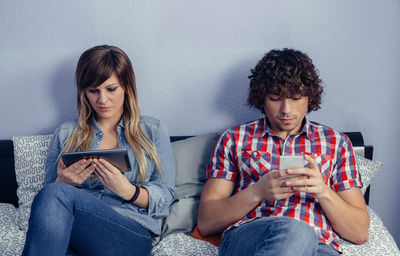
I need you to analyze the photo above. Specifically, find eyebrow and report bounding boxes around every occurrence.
[105,82,118,87]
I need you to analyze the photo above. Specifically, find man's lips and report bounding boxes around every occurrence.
[279,118,295,124]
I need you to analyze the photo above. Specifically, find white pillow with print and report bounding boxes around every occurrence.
[12,135,52,230]
[355,155,383,195]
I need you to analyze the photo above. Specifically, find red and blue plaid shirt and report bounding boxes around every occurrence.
[206,117,362,253]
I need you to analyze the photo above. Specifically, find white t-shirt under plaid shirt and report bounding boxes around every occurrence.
[206,117,362,253]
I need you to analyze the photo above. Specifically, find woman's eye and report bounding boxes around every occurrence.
[87,89,98,93]
[270,97,281,101]
[107,87,117,92]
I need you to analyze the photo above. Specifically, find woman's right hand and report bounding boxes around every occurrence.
[55,158,96,185]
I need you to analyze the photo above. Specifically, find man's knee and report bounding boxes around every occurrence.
[274,217,318,254]
[248,217,318,255]
[286,217,317,240]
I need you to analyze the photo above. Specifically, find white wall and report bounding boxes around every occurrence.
[1,0,399,246]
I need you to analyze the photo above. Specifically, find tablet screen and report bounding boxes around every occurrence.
[61,148,131,172]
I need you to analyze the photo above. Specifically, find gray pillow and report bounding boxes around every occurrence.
[171,133,219,199]
[159,133,219,240]
[160,197,199,239]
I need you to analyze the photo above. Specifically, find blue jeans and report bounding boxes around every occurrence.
[219,217,339,256]
[22,183,152,256]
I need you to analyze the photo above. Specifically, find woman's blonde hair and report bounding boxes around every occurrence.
[62,45,161,184]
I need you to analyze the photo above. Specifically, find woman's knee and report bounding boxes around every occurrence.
[32,183,73,209]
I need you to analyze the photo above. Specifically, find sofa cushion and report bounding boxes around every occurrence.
[355,155,383,195]
[152,207,400,256]
[339,206,400,255]
[151,233,218,256]
[12,135,53,230]
[159,133,219,240]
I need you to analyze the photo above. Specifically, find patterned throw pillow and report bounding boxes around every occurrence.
[12,135,53,230]
[355,155,383,195]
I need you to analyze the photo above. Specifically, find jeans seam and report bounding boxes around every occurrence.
[75,207,150,239]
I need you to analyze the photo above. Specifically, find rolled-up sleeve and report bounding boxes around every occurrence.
[143,120,176,217]
[43,126,62,186]
[332,134,362,192]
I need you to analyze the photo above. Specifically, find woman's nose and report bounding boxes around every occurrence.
[97,91,107,103]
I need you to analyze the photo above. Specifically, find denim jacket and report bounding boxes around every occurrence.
[43,115,176,236]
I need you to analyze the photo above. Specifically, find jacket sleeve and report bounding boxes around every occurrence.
[43,125,62,186]
[142,121,176,218]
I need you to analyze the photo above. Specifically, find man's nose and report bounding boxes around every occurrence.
[281,98,292,114]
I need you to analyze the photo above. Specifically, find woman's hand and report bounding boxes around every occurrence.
[56,158,96,185]
[92,158,134,200]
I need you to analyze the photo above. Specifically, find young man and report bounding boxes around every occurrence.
[197,49,369,255]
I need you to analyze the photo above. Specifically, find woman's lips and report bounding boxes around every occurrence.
[98,107,110,111]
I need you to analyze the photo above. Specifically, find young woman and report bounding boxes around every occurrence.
[22,45,176,256]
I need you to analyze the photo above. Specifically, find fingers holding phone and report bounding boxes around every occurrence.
[278,155,306,180]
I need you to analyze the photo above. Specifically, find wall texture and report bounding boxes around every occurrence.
[1,0,399,246]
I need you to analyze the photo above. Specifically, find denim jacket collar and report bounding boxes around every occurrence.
[92,116,125,136]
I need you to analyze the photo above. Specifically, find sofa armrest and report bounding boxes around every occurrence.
[0,140,18,206]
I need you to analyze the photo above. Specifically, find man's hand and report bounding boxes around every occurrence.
[283,154,329,200]
[56,158,96,185]
[252,169,303,201]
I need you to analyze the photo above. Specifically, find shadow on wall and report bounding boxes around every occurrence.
[216,58,261,128]
[38,57,77,135]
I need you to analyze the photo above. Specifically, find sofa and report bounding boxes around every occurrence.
[0,132,399,255]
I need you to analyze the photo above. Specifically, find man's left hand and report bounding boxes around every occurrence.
[283,154,329,200]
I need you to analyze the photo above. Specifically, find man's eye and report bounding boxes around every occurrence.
[270,97,281,101]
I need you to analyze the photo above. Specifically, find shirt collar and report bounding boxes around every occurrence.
[259,116,314,141]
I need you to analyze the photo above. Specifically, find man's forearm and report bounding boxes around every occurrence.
[318,188,370,244]
[197,185,261,236]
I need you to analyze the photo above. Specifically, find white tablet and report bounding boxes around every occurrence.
[61,148,131,172]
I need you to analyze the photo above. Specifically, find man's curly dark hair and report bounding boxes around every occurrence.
[248,48,323,113]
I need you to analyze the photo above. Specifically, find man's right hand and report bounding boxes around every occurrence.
[55,158,96,185]
[251,169,304,201]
